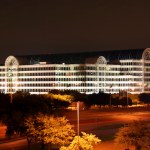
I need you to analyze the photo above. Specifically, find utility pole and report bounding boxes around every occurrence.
[109,84,113,108]
[77,101,80,149]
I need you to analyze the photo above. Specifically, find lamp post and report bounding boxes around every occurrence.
[126,88,128,107]
[109,84,113,108]
[77,101,80,149]
[109,92,111,108]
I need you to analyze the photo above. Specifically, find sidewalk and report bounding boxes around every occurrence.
[94,141,134,150]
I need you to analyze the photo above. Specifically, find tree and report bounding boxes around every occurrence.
[85,92,110,108]
[3,91,74,140]
[111,97,120,107]
[45,93,73,110]
[0,93,10,115]
[115,121,150,150]
[60,132,101,150]
[119,97,132,107]
[139,93,150,105]
[25,114,75,150]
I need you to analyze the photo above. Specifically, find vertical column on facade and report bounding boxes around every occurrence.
[142,48,150,93]
[95,63,99,93]
[5,56,19,94]
[96,56,107,93]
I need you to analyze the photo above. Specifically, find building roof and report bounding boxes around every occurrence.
[13,49,144,65]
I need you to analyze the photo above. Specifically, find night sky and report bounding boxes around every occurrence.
[0,0,150,63]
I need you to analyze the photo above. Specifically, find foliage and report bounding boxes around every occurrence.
[0,93,10,116]
[25,114,75,149]
[60,132,101,150]
[1,91,75,138]
[119,97,132,106]
[45,93,73,109]
[49,90,86,102]
[47,93,73,103]
[85,92,110,108]
[128,94,140,105]
[115,121,150,150]
[0,93,10,127]
[85,92,133,108]
[139,93,150,105]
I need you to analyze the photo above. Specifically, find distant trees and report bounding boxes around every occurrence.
[115,121,150,150]
[25,114,75,150]
[0,92,10,117]
[84,92,110,108]
[139,93,150,105]
[84,92,132,108]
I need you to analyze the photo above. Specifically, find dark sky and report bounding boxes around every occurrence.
[0,0,150,63]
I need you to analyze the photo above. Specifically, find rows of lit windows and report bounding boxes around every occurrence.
[18,78,96,82]
[55,72,86,76]
[144,79,150,81]
[0,66,143,76]
[13,83,144,88]
[19,72,55,76]
[6,87,90,93]
[144,63,150,66]
[18,83,97,87]
[145,68,150,71]
[0,74,5,76]
[19,78,55,81]
[105,78,132,81]
[18,71,97,77]
[98,67,105,70]
[109,68,121,71]
[121,68,142,71]
[102,67,142,72]
[56,67,70,70]
[19,83,55,87]
[18,66,98,71]
[105,73,120,76]
[106,88,142,93]
[144,88,150,91]
[55,78,96,82]
[19,67,55,71]
[19,88,87,93]
[120,62,142,65]
[105,83,142,87]
[133,78,142,81]
[131,73,142,76]
[0,79,5,81]
[55,78,86,81]
[0,68,5,71]
[144,73,150,76]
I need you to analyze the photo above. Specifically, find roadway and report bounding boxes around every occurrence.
[0,107,150,150]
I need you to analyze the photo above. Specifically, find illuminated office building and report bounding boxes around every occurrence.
[0,48,150,94]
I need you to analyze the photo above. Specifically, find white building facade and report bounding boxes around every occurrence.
[0,48,150,94]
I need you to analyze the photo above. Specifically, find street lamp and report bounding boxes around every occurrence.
[126,88,128,107]
[109,84,113,108]
[77,101,80,149]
